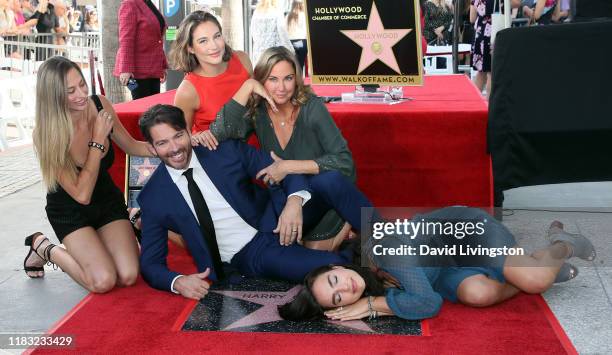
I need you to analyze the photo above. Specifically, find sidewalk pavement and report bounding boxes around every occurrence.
[0,145,40,199]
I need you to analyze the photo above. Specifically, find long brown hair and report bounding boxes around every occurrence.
[169,10,232,73]
[286,0,304,28]
[278,264,386,321]
[247,46,313,117]
[85,8,98,26]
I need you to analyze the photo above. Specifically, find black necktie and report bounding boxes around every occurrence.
[183,168,225,279]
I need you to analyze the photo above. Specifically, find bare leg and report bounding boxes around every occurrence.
[97,220,140,287]
[457,274,520,307]
[485,72,492,99]
[503,242,568,294]
[473,71,487,93]
[303,223,351,251]
[32,229,119,293]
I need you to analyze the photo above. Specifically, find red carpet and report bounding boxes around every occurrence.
[29,244,577,355]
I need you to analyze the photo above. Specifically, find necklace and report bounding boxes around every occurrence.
[271,104,298,127]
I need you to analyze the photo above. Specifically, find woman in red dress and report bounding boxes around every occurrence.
[170,11,253,146]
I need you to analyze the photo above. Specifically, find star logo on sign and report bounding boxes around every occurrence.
[134,158,158,185]
[340,2,412,74]
[212,285,375,332]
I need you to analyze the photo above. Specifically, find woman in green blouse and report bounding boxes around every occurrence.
[196,46,355,251]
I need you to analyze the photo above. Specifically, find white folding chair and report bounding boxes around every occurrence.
[0,77,35,150]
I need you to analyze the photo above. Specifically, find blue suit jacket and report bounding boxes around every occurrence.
[137,141,309,292]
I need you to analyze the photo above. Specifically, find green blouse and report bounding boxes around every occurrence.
[210,95,356,241]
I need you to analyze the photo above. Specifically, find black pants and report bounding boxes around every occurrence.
[35,35,54,61]
[129,78,161,100]
[291,39,307,75]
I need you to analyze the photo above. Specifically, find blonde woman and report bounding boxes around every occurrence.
[0,0,18,57]
[250,0,295,64]
[24,57,154,293]
[0,0,15,35]
[203,47,355,251]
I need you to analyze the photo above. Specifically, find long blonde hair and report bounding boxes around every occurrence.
[256,0,278,12]
[0,5,14,29]
[247,46,313,117]
[33,56,85,192]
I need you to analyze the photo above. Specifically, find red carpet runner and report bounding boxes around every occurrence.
[29,244,577,354]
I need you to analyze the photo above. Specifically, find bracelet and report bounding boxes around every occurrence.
[88,141,105,153]
[130,209,142,225]
[367,296,378,320]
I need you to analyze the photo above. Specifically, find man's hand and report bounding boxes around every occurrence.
[274,195,303,246]
[256,152,287,185]
[173,268,211,300]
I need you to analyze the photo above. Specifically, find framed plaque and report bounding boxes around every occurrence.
[305,0,423,86]
[125,156,161,208]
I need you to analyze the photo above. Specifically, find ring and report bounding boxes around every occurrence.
[339,306,343,311]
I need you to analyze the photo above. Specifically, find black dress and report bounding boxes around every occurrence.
[471,0,496,72]
[423,1,454,44]
[45,118,128,242]
[29,6,59,61]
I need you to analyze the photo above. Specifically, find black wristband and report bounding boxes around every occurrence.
[88,141,105,153]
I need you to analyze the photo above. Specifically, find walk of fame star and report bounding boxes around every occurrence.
[340,2,412,74]
[132,157,160,185]
[181,278,421,335]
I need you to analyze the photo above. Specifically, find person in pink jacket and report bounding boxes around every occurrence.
[114,0,168,99]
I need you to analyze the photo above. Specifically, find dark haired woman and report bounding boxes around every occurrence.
[127,11,255,249]
[170,10,252,138]
[279,209,594,321]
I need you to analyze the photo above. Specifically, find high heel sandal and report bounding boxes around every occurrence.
[546,221,596,261]
[23,232,57,278]
[554,262,579,283]
[24,232,46,278]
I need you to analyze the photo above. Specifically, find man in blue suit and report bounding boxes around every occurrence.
[137,105,373,300]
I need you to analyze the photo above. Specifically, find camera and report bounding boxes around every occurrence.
[127,78,138,91]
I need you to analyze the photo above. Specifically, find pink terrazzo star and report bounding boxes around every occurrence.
[134,158,158,185]
[340,2,412,74]
[213,286,375,333]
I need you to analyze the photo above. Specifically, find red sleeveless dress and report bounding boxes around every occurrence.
[185,53,250,133]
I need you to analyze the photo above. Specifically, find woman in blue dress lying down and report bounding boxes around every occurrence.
[279,207,596,320]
